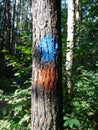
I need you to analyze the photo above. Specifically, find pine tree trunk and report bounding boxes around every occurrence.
[31,0,62,130]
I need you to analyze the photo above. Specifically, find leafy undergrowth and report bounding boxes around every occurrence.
[63,67,98,130]
[0,86,31,130]
[0,27,32,130]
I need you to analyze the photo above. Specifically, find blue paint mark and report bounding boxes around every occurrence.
[39,35,58,62]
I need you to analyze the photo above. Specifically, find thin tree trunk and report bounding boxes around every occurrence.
[0,1,5,77]
[66,0,75,99]
[74,0,82,68]
[75,0,81,47]
[5,0,11,51]
[32,0,62,130]
[15,0,21,57]
[11,0,16,54]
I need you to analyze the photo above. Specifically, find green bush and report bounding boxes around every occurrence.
[0,86,31,130]
[63,67,98,129]
[73,68,98,129]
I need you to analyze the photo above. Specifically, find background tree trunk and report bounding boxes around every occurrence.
[5,0,11,51]
[11,0,16,54]
[75,0,82,68]
[31,0,62,129]
[75,0,81,47]
[66,0,75,100]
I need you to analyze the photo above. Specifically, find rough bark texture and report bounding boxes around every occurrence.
[66,0,75,97]
[32,0,62,130]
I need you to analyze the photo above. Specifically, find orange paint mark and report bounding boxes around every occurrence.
[38,66,58,91]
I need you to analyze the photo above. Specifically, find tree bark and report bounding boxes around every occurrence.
[66,0,75,99]
[75,0,81,47]
[11,0,16,54]
[31,0,62,130]
[75,0,82,67]
[5,0,11,51]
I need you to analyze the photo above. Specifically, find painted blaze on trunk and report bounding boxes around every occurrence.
[38,34,58,90]
[32,0,62,129]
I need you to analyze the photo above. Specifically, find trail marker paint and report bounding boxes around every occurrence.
[39,35,58,62]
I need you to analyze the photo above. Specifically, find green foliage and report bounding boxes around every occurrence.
[73,68,98,129]
[0,1,32,129]
[63,68,98,129]
[0,0,98,129]
[0,87,31,130]
[74,42,98,71]
[0,22,32,129]
[3,24,32,87]
[64,114,80,129]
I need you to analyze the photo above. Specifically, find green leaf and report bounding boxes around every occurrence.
[19,114,30,125]
[64,120,73,128]
[14,72,20,76]
[14,105,22,116]
[15,105,22,111]
[64,120,69,127]
[73,119,80,127]
[64,116,69,120]
[69,119,74,128]
[1,48,9,53]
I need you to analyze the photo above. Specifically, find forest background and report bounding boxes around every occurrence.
[0,0,98,129]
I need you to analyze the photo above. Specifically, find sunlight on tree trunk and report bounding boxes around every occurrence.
[66,0,75,99]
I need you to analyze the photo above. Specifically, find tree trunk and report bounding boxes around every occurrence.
[75,0,82,67]
[5,0,11,51]
[0,1,5,77]
[11,0,16,54]
[66,0,75,99]
[75,0,81,47]
[31,0,62,130]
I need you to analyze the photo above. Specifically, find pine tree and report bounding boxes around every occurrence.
[31,0,62,129]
